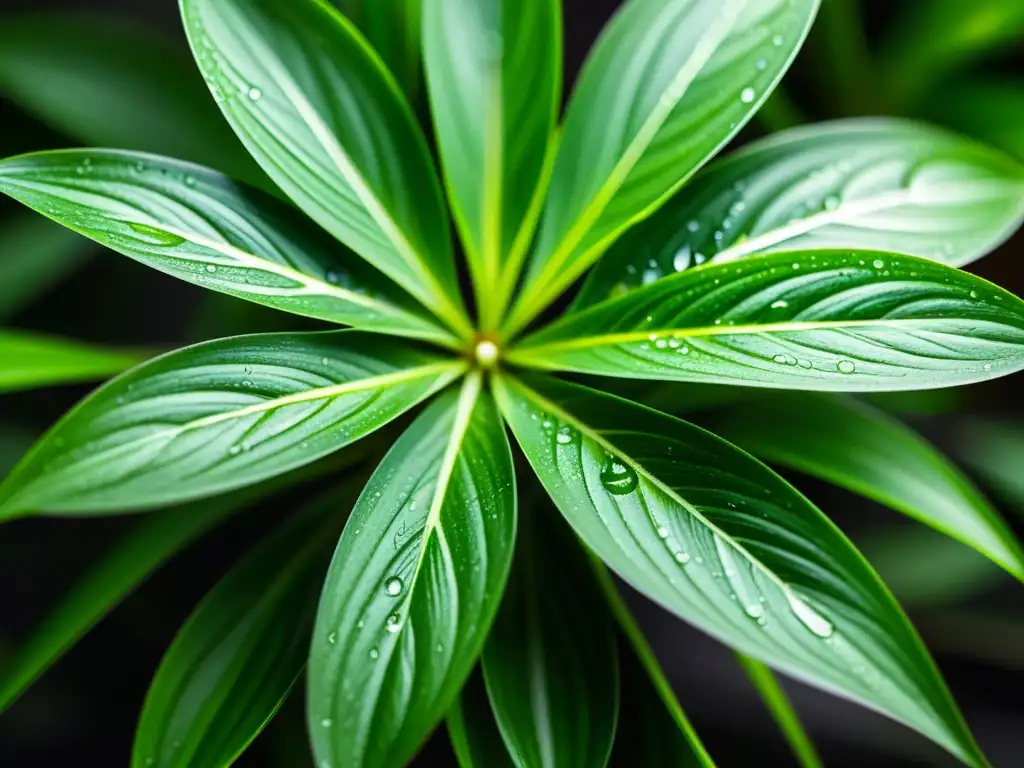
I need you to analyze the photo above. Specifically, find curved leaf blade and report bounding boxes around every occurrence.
[482,505,619,768]
[494,374,987,767]
[447,668,516,768]
[0,331,462,518]
[507,0,819,334]
[336,0,424,103]
[423,0,560,325]
[132,489,349,768]
[0,330,144,394]
[0,13,256,181]
[181,0,471,336]
[510,250,1024,391]
[707,392,1024,582]
[576,119,1024,308]
[0,150,454,346]
[307,378,516,768]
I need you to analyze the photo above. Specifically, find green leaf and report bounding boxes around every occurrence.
[0,213,90,321]
[181,0,472,338]
[506,0,820,335]
[132,488,350,768]
[929,78,1024,162]
[706,392,1024,582]
[0,331,462,518]
[336,0,423,103]
[510,250,1024,392]
[0,13,255,181]
[447,668,515,768]
[307,376,516,768]
[494,374,988,767]
[0,150,455,347]
[955,419,1024,507]
[423,0,560,327]
[481,505,619,768]
[0,330,144,394]
[575,119,1024,309]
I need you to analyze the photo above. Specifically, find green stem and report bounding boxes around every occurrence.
[735,653,824,768]
[589,558,717,768]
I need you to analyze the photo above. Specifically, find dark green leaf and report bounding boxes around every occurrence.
[132,488,351,768]
[0,331,461,518]
[307,377,516,768]
[482,506,619,768]
[707,392,1024,581]
[447,668,515,768]
[0,330,144,394]
[181,0,472,337]
[955,419,1024,507]
[0,150,454,347]
[0,13,255,180]
[930,78,1024,162]
[576,119,1024,309]
[336,0,423,102]
[494,374,987,767]
[510,250,1024,392]
[423,0,560,326]
[0,213,90,321]
[506,0,819,334]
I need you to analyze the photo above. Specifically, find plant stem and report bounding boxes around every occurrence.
[735,653,824,768]
[590,558,717,768]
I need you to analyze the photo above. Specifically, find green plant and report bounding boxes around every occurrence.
[2,0,1024,766]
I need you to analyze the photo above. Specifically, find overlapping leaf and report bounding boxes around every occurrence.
[181,0,471,336]
[0,150,453,345]
[510,250,1024,391]
[495,374,987,766]
[0,330,144,394]
[336,0,424,103]
[0,331,461,517]
[576,119,1024,308]
[447,669,515,768]
[506,0,819,334]
[707,392,1024,581]
[423,0,560,325]
[308,379,516,768]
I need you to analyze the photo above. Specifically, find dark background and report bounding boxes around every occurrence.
[1,1,1022,766]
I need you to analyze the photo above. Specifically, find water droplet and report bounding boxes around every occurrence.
[436,643,445,653]
[384,577,403,597]
[128,222,186,247]
[205,264,217,273]
[386,614,402,633]
[773,354,788,364]
[770,300,788,310]
[327,631,337,645]
[656,526,669,539]
[823,195,840,210]
[969,290,978,299]
[321,718,333,728]
[983,363,993,372]
[184,175,196,188]
[321,357,330,366]
[740,87,756,104]
[674,552,691,564]
[655,338,668,349]
[745,603,765,621]
[642,267,661,285]
[247,86,263,101]
[677,344,690,355]
[756,57,768,70]
[786,593,834,638]
[600,455,639,495]
[772,34,784,46]
[837,360,856,374]
[797,359,813,370]
[673,245,692,272]
[555,425,577,445]
[369,647,380,660]
[686,220,701,233]
[872,259,885,269]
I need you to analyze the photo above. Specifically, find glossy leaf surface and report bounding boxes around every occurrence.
[508,0,819,333]
[447,668,515,768]
[495,374,986,766]
[0,330,144,394]
[423,0,560,322]
[0,331,461,517]
[181,0,471,336]
[336,0,424,102]
[576,119,1024,308]
[708,392,1024,581]
[482,507,619,768]
[0,150,452,346]
[511,250,1024,392]
[132,491,346,768]
[0,13,254,180]
[308,379,516,768]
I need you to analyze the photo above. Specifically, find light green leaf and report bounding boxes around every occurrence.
[0,331,462,518]
[506,0,819,335]
[448,668,516,768]
[707,392,1024,581]
[0,213,90,321]
[423,0,560,326]
[0,13,255,181]
[494,374,988,767]
[132,488,350,768]
[307,377,516,768]
[510,250,1024,392]
[575,119,1024,309]
[181,0,472,338]
[336,0,423,102]
[929,78,1024,162]
[482,506,619,768]
[0,150,454,347]
[0,330,144,394]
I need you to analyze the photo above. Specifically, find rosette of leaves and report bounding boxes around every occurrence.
[2,1,1024,766]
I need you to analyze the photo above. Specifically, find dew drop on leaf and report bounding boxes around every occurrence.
[787,593,834,638]
[600,455,639,495]
[385,614,402,633]
[740,87,756,103]
[837,360,856,374]
[247,86,263,101]
[384,577,403,597]
[369,647,380,660]
[127,222,186,248]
